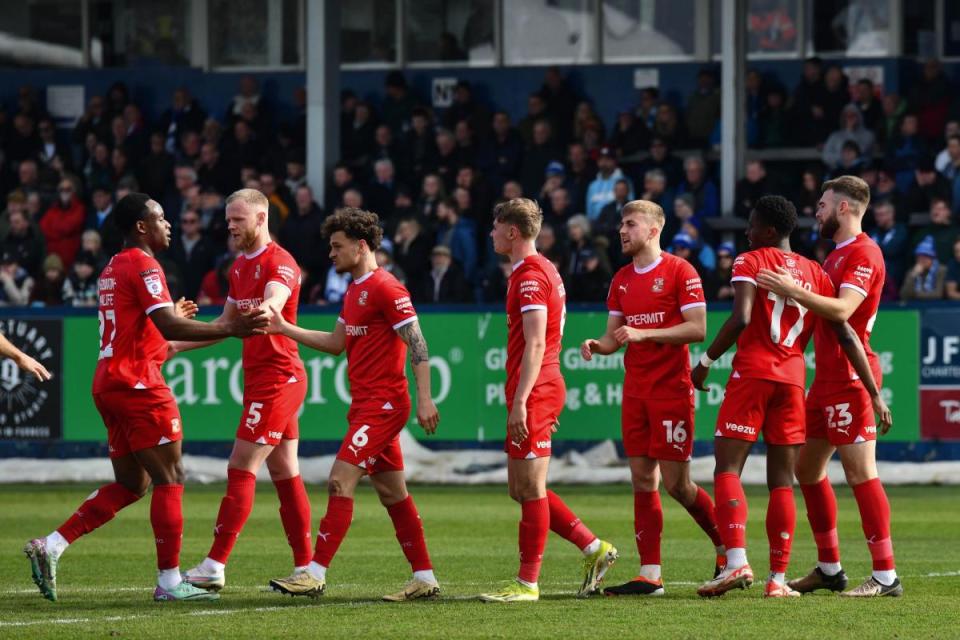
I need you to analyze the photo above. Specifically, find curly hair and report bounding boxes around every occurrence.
[752,195,797,237]
[321,207,383,250]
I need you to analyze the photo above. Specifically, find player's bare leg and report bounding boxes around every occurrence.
[763,445,800,598]
[698,437,755,597]
[370,471,440,601]
[789,438,850,593]
[836,441,902,597]
[265,439,313,578]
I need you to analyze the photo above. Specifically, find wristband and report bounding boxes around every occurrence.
[699,353,715,368]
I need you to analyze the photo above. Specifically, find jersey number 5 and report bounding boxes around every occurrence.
[767,292,808,347]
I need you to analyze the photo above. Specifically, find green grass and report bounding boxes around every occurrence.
[1,483,958,639]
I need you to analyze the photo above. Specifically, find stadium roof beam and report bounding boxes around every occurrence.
[720,0,746,218]
[305,0,340,205]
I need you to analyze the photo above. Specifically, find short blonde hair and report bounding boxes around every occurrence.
[494,198,543,239]
[225,188,269,212]
[822,175,870,215]
[622,199,665,228]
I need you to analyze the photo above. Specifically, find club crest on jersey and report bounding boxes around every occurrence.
[834,256,845,269]
[652,277,664,292]
[358,290,369,306]
[143,273,163,297]
[785,257,797,268]
[254,264,261,279]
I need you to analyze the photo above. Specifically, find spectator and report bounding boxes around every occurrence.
[901,236,946,300]
[670,194,715,270]
[137,132,175,201]
[636,137,683,189]
[284,148,307,195]
[371,124,404,174]
[635,87,659,131]
[536,222,568,270]
[454,165,493,225]
[342,188,364,209]
[520,119,562,197]
[6,113,40,165]
[168,208,216,300]
[565,142,595,212]
[279,185,326,296]
[344,101,377,166]
[565,214,611,282]
[639,168,674,220]
[744,69,764,147]
[540,67,578,144]
[404,107,438,183]
[1,194,45,274]
[790,57,830,143]
[851,78,882,130]
[30,253,66,306]
[909,58,951,141]
[227,75,262,124]
[393,217,432,278]
[366,158,400,219]
[39,176,86,268]
[197,257,232,306]
[164,164,198,221]
[869,201,909,298]
[946,236,960,300]
[61,250,99,307]
[828,140,866,177]
[381,71,418,136]
[651,103,685,149]
[518,93,550,147]
[872,166,903,214]
[821,66,850,140]
[586,146,633,221]
[705,242,736,301]
[914,198,960,263]
[83,141,112,193]
[676,155,719,222]
[903,158,952,215]
[0,251,33,306]
[313,264,350,305]
[326,163,359,211]
[822,104,876,168]
[609,108,648,158]
[416,173,446,226]
[453,120,479,169]
[934,121,960,174]
[84,185,121,255]
[220,120,262,173]
[72,95,111,161]
[478,111,522,190]
[414,245,471,303]
[686,68,721,148]
[80,229,109,272]
[433,128,460,190]
[159,88,206,154]
[887,113,928,193]
[375,246,407,285]
[669,232,707,279]
[567,247,609,302]
[880,93,906,145]
[545,186,576,233]
[595,179,631,266]
[734,160,772,218]
[937,135,960,211]
[109,146,135,189]
[482,254,513,302]
[36,117,71,174]
[260,171,292,222]
[572,102,605,146]
[435,198,478,283]
[443,81,491,141]
[758,85,789,148]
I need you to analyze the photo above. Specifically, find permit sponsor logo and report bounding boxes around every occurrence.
[625,311,665,326]
[724,422,757,435]
[652,277,664,292]
[234,297,263,312]
[345,324,368,336]
[142,273,163,297]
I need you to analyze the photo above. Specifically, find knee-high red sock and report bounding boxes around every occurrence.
[800,477,840,563]
[766,487,796,574]
[387,496,433,572]
[714,472,748,550]
[517,497,549,584]
[151,484,183,571]
[684,486,723,548]
[633,491,663,565]
[57,482,141,543]
[274,475,312,567]
[312,495,354,568]
[546,490,596,551]
[207,468,257,564]
[852,478,895,571]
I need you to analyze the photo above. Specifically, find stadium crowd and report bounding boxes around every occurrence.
[2,59,960,307]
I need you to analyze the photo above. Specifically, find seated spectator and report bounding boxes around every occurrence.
[343,100,377,167]
[946,236,960,300]
[872,167,903,214]
[83,141,112,193]
[137,132,175,203]
[901,236,946,300]
[822,104,875,169]
[880,93,906,145]
[478,111,522,190]
[326,163,359,211]
[651,102,685,149]
[501,180,523,201]
[639,168,674,220]
[536,222,568,270]
[887,113,928,193]
[608,109,648,158]
[482,254,513,302]
[586,146,633,221]
[159,88,206,153]
[704,242,736,301]
[734,160,772,218]
[454,120,479,169]
[366,158,400,218]
[454,165,493,224]
[539,161,568,209]
[567,247,610,302]
[675,155,719,222]
[854,78,883,133]
[573,102,605,145]
[520,119,563,197]
[260,171,292,222]
[30,253,66,306]
[317,264,351,304]
[937,134,960,211]
[0,251,33,306]
[828,140,866,177]
[902,157,952,215]
[669,232,707,279]
[416,173,446,227]
[167,208,216,300]
[80,229,108,272]
[635,87,659,131]
[405,107,438,183]
[381,71,418,136]
[2,207,45,277]
[197,257,232,306]
[393,217,432,278]
[433,128,460,190]
[565,142,595,211]
[435,198,478,283]
[342,188,364,210]
[444,80,491,141]
[61,250,99,307]
[284,148,307,195]
[685,68,721,148]
[280,185,326,294]
[40,176,86,268]
[197,141,239,197]
[371,124,405,175]
[821,66,850,141]
[413,245,471,303]
[565,214,611,282]
[84,185,121,255]
[595,179,631,265]
[869,201,909,299]
[914,198,960,262]
[518,92,551,147]
[452,187,474,224]
[36,116,72,174]
[935,121,960,173]
[375,246,406,285]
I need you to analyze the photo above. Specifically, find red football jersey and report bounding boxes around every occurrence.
[607,253,705,397]
[729,247,833,387]
[92,248,173,393]
[227,242,305,392]
[505,254,565,400]
[813,233,884,383]
[338,268,417,411]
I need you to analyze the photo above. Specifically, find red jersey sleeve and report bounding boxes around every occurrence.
[515,265,551,312]
[676,259,706,312]
[837,246,879,298]
[815,264,836,297]
[730,252,759,286]
[132,255,173,314]
[264,252,301,296]
[377,277,418,330]
[606,270,624,316]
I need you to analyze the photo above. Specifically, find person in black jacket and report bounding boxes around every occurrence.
[413,245,472,303]
[167,208,217,300]
[279,185,327,299]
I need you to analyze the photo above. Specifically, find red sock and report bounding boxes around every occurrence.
[274,475,312,567]
[517,497,549,584]
[387,496,433,572]
[714,472,748,550]
[766,487,796,574]
[684,486,723,548]
[633,491,663,565]
[852,478,895,571]
[800,477,840,563]
[207,468,257,564]
[312,495,354,568]
[546,490,596,551]
[57,482,141,543]
[151,484,183,571]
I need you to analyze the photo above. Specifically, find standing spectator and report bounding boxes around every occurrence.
[758,85,789,148]
[936,134,960,211]
[685,68,721,148]
[0,251,33,306]
[326,163,358,211]
[343,101,377,166]
[639,168,674,219]
[909,58,951,142]
[545,187,576,233]
[280,185,327,297]
[744,69,764,147]
[635,87,659,131]
[453,120,479,168]
[259,171,292,222]
[164,164,198,222]
[478,111,522,190]
[2,208,45,277]
[869,201,909,298]
[443,81,491,140]
[854,78,883,133]
[790,57,830,143]
[595,179,631,266]
[934,121,960,173]
[651,103,685,149]
[872,166,903,214]
[535,222,568,270]
[168,209,216,300]
[435,198,478,283]
[635,137,683,188]
[39,176,86,268]
[371,124,404,174]
[586,146,633,221]
[84,185,121,255]
[414,245,471,303]
[366,158,400,219]
[61,250,99,307]
[540,67,578,145]
[821,66,850,140]
[946,237,960,300]
[71,95,110,164]
[518,93,551,147]
[704,242,736,301]
[675,155,719,222]
[608,109,648,158]
[914,198,960,262]
[901,236,946,300]
[734,160,772,218]
[416,173,446,226]
[393,217,432,277]
[903,158,952,215]
[284,148,307,195]
[565,214,611,281]
[220,120,262,173]
[566,247,609,302]
[158,88,206,153]
[880,93,906,145]
[35,117,71,173]
[6,113,40,164]
[887,113,928,193]
[565,142,595,212]
[520,120,562,198]
[137,131,175,201]
[382,71,418,135]
[822,104,875,169]
[404,107,438,184]
[30,253,66,306]
[433,128,460,190]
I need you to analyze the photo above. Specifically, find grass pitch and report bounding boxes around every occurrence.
[1,483,958,639]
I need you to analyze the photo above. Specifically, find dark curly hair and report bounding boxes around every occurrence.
[321,207,383,250]
[114,192,152,235]
[752,195,797,238]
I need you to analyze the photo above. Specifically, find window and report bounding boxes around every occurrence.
[603,0,695,61]
[406,0,494,64]
[809,0,890,56]
[341,0,397,64]
[0,1,83,67]
[504,0,597,65]
[89,0,191,67]
[711,0,800,57]
[208,0,300,67]
[901,1,935,57]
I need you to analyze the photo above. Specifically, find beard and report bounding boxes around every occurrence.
[236,227,258,251]
[819,212,840,240]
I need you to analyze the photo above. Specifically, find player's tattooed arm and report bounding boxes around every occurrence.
[397,319,439,433]
[397,319,429,366]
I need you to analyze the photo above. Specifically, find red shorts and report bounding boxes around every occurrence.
[806,378,879,446]
[94,387,182,459]
[337,402,411,474]
[504,377,565,460]
[236,379,307,446]
[716,377,806,445]
[622,390,695,461]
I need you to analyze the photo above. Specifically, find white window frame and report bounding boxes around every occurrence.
[203,0,306,71]
[599,0,703,64]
